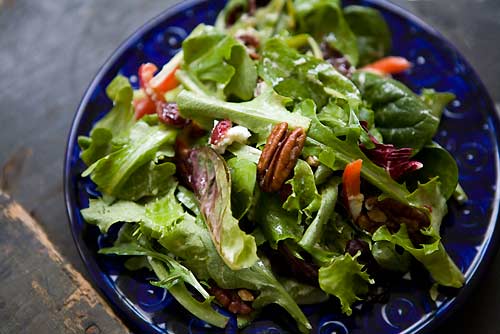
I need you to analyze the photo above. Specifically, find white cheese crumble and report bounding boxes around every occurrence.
[210,121,251,154]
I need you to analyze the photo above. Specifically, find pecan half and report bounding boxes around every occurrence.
[257,123,306,192]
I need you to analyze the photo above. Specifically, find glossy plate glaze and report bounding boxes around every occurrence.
[64,0,500,333]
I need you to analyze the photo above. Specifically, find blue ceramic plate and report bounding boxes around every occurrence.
[64,1,500,333]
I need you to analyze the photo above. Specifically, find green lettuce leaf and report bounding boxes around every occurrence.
[373,178,464,287]
[411,143,458,200]
[177,87,310,135]
[82,121,177,198]
[420,88,456,121]
[190,147,258,270]
[294,0,359,66]
[81,199,146,233]
[259,37,361,108]
[344,5,391,66]
[182,24,257,100]
[114,161,176,201]
[352,71,439,153]
[299,177,342,263]
[99,224,229,328]
[296,99,411,203]
[159,215,311,333]
[283,159,322,218]
[279,277,329,305]
[256,192,304,248]
[371,240,412,273]
[228,157,257,219]
[319,252,374,315]
[78,75,135,165]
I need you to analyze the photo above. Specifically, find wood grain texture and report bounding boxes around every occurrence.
[0,191,129,334]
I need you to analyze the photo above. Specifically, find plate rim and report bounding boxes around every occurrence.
[63,1,500,333]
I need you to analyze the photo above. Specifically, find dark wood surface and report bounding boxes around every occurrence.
[0,1,499,333]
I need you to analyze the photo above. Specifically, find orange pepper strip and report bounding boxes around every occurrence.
[362,56,412,75]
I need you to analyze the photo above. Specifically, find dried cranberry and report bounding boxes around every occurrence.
[156,102,189,128]
[209,120,232,145]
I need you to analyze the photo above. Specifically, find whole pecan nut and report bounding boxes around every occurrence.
[257,122,306,192]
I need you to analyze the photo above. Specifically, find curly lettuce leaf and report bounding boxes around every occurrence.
[227,157,257,219]
[159,215,312,333]
[182,24,257,100]
[283,159,322,218]
[81,179,182,234]
[373,178,464,288]
[82,121,177,199]
[81,199,146,233]
[190,147,258,270]
[319,252,374,315]
[344,5,391,66]
[294,0,359,66]
[177,87,310,134]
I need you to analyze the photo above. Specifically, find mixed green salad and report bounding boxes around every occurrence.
[79,0,467,332]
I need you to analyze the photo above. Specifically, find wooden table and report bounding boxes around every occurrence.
[1,1,499,333]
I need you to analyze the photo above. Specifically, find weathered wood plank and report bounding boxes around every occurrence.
[0,191,128,334]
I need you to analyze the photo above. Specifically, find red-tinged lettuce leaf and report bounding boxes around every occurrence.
[190,147,258,270]
[318,252,374,315]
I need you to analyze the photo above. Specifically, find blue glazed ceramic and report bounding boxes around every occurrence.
[64,1,500,333]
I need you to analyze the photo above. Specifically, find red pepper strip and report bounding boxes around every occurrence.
[362,56,412,75]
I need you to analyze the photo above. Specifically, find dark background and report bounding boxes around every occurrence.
[0,0,499,333]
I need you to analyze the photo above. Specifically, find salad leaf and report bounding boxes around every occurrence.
[296,99,411,203]
[114,161,176,201]
[82,121,178,198]
[411,143,458,199]
[373,225,463,288]
[259,37,361,108]
[256,192,303,248]
[279,277,329,304]
[371,240,411,273]
[177,87,310,134]
[374,178,465,287]
[78,76,135,164]
[352,71,439,153]
[228,157,257,219]
[100,224,210,300]
[95,75,135,138]
[149,259,229,328]
[294,0,359,66]
[344,6,391,66]
[176,185,200,216]
[79,128,113,166]
[159,215,312,333]
[299,178,341,263]
[319,252,374,315]
[420,88,456,120]
[81,199,146,233]
[100,224,229,328]
[283,159,322,218]
[190,147,258,270]
[182,24,257,100]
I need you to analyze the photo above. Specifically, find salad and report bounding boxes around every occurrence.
[79,0,467,332]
